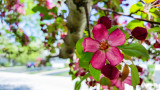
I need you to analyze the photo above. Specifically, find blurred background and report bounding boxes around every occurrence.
[0,0,160,90]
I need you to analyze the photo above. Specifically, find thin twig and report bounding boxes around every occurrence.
[94,6,160,25]
[84,3,91,37]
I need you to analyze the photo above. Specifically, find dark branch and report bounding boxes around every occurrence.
[84,3,91,37]
[94,6,160,25]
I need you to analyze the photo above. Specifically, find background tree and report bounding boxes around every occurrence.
[0,0,160,89]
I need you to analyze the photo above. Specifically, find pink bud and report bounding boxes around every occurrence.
[154,41,160,48]
[131,27,148,40]
[101,64,119,80]
[97,16,112,29]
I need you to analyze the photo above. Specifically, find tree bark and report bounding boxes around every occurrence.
[59,0,91,58]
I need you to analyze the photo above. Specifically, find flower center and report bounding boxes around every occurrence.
[100,42,108,50]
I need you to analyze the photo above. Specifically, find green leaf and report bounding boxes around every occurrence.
[130,2,143,14]
[121,30,130,39]
[50,7,58,15]
[79,52,94,69]
[74,73,90,90]
[100,77,111,85]
[74,81,81,90]
[118,43,149,60]
[113,86,119,90]
[148,27,160,33]
[141,13,148,19]
[129,64,140,90]
[108,26,118,34]
[76,38,85,55]
[126,20,144,30]
[112,0,120,8]
[32,6,48,13]
[89,64,101,81]
[32,6,55,20]
[62,10,67,14]
[116,64,122,70]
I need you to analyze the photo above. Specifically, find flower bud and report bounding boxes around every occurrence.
[97,16,112,29]
[154,41,160,48]
[139,78,143,85]
[80,72,86,76]
[131,27,148,40]
[101,64,119,80]
[136,66,143,72]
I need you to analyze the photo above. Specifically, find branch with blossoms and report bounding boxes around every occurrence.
[72,16,151,90]
[93,6,160,25]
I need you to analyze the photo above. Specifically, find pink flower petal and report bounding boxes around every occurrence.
[101,64,119,80]
[90,50,106,69]
[82,38,100,53]
[123,76,132,86]
[102,85,108,90]
[73,62,79,70]
[111,79,124,90]
[106,47,124,66]
[108,28,126,46]
[92,24,109,42]
[46,0,56,9]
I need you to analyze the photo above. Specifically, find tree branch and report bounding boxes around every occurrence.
[59,0,91,58]
[84,3,91,37]
[94,6,160,25]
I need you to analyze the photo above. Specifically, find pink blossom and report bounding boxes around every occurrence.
[40,13,44,17]
[73,62,79,71]
[46,0,56,9]
[36,57,41,61]
[153,34,160,43]
[156,57,160,61]
[61,33,67,39]
[82,24,126,69]
[121,20,127,25]
[14,4,25,15]
[110,76,143,90]
[111,76,132,90]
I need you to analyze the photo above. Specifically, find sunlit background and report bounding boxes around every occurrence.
[0,0,160,90]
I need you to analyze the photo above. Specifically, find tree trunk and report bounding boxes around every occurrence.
[59,0,91,58]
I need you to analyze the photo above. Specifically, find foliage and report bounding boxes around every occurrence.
[0,0,160,90]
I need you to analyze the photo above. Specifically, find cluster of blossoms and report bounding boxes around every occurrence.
[46,0,56,9]
[0,0,29,46]
[131,26,160,62]
[69,59,87,77]
[81,16,145,89]
[6,0,25,15]
[82,16,126,69]
[9,25,30,46]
